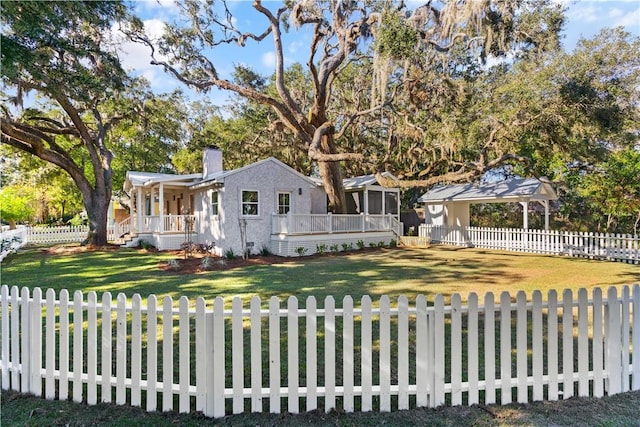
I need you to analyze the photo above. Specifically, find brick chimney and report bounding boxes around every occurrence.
[203,146,223,179]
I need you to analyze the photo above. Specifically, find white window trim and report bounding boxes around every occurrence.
[241,189,260,217]
[211,190,219,217]
[277,191,292,215]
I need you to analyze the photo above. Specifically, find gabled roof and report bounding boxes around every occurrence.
[418,178,558,204]
[189,157,319,189]
[124,171,201,192]
[125,157,319,193]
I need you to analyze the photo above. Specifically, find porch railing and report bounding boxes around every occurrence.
[136,215,196,234]
[272,213,400,235]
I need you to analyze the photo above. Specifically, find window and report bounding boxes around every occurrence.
[211,191,219,216]
[278,192,291,214]
[241,190,259,216]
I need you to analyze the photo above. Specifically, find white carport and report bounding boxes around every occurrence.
[418,178,558,230]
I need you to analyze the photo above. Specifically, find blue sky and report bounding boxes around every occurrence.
[120,0,640,105]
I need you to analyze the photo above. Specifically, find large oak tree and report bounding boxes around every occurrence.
[130,0,560,212]
[1,1,132,245]
[1,1,186,245]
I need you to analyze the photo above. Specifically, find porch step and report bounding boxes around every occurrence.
[117,233,139,248]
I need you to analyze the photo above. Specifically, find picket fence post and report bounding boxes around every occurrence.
[606,287,622,395]
[287,296,299,414]
[1,285,9,390]
[343,295,355,412]
[232,297,244,414]
[10,286,20,392]
[415,294,428,407]
[532,291,543,401]
[179,296,190,413]
[592,288,604,397]
[325,296,336,412]
[361,295,373,411]
[633,284,640,390]
[268,296,280,414]
[379,295,391,412]
[131,294,142,407]
[484,292,496,405]
[249,296,262,412]
[467,293,479,405]
[305,296,318,411]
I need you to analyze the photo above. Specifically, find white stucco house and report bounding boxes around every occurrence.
[120,148,402,256]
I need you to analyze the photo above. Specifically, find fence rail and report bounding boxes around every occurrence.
[419,225,639,264]
[1,285,638,418]
[0,225,122,260]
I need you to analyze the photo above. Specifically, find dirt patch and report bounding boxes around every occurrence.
[157,248,390,274]
[39,243,123,255]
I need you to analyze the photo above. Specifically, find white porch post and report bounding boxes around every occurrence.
[159,183,164,232]
[136,187,143,234]
[543,200,550,230]
[520,201,529,230]
[363,190,369,216]
[381,190,386,215]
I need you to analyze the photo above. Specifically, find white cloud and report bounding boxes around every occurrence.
[262,51,276,68]
[114,19,168,71]
[288,39,305,55]
[612,7,640,27]
[567,4,599,23]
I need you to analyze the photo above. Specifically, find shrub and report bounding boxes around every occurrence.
[330,244,339,253]
[197,242,216,254]
[138,239,155,250]
[369,242,377,248]
[259,245,272,256]
[201,257,213,270]
[224,248,236,260]
[341,242,351,251]
[315,243,327,255]
[389,239,398,248]
[295,246,308,257]
[378,241,385,247]
[356,240,365,250]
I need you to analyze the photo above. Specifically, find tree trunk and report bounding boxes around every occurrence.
[85,196,109,246]
[79,181,111,247]
[317,132,347,213]
[318,160,347,214]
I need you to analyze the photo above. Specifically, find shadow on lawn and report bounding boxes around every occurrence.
[185,247,524,305]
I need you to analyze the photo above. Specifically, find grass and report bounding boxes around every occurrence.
[1,244,639,426]
[2,244,638,305]
[3,389,640,426]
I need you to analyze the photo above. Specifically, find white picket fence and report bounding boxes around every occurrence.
[419,225,640,264]
[1,285,639,418]
[0,226,121,261]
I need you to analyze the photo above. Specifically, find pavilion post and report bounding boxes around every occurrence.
[520,201,529,230]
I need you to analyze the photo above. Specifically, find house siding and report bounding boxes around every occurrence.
[198,160,316,256]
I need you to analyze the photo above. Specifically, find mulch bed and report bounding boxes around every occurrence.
[35,243,389,275]
[158,252,295,274]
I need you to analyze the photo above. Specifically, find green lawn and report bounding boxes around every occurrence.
[2,244,640,426]
[1,244,638,304]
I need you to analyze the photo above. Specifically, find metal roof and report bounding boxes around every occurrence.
[417,178,558,204]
